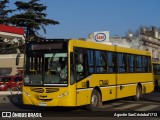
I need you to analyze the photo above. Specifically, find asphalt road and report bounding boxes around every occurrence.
[0,88,160,120]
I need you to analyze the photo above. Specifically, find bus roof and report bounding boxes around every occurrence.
[69,39,151,56]
[26,39,151,56]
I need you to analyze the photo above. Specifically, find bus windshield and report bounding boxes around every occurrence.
[24,52,68,86]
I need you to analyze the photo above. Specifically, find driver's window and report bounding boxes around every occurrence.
[44,53,68,84]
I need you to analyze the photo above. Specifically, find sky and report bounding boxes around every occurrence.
[9,0,160,39]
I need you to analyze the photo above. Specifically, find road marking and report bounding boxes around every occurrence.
[136,105,159,111]
[102,102,123,108]
[120,100,160,104]
[114,104,140,110]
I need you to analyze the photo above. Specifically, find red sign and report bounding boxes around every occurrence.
[0,24,24,35]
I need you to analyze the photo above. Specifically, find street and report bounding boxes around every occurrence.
[0,94,160,112]
[0,89,160,120]
[1,95,160,112]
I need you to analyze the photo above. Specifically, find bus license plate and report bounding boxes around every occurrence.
[39,102,47,106]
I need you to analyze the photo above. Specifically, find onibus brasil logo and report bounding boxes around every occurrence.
[1,112,42,118]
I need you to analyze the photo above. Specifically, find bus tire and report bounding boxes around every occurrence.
[131,85,142,101]
[86,89,101,111]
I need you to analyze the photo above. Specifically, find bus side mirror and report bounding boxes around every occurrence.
[16,53,21,66]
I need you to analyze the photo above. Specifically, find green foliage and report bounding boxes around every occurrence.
[0,0,59,54]
[10,0,60,40]
[0,0,14,24]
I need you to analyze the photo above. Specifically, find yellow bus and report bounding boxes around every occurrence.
[153,62,160,89]
[18,39,154,111]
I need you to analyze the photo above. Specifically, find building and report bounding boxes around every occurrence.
[140,27,160,62]
[0,24,24,75]
[87,27,160,62]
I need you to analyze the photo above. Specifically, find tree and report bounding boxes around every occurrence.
[10,0,59,41]
[0,0,13,25]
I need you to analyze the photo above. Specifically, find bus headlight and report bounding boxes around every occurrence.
[23,90,31,97]
[24,76,30,84]
[58,92,68,98]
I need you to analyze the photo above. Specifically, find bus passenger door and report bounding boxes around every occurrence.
[73,48,89,106]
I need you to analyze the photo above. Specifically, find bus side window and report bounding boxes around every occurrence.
[107,52,116,73]
[95,51,107,73]
[88,50,95,74]
[117,53,127,73]
[136,55,143,72]
[148,57,152,72]
[128,54,135,72]
[143,56,149,72]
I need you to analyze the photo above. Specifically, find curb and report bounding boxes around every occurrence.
[0,91,11,95]
[0,91,22,104]
[0,92,11,103]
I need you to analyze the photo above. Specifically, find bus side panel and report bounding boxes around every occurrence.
[116,73,153,98]
[76,74,117,106]
[59,84,77,106]
[142,82,154,94]
[116,84,136,99]
[76,78,91,106]
[98,74,117,101]
[100,87,117,101]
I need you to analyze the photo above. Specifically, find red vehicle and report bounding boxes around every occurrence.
[0,75,22,91]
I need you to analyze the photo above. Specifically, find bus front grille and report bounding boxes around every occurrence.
[30,87,59,93]
[45,88,59,93]
[30,88,44,93]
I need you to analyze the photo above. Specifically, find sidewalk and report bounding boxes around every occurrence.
[0,91,22,104]
[0,91,11,95]
[0,95,10,103]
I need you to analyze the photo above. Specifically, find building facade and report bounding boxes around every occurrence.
[140,27,160,62]
[87,27,160,62]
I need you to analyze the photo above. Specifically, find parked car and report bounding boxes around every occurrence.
[0,75,22,91]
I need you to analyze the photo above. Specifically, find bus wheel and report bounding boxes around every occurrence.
[86,89,101,111]
[131,85,142,101]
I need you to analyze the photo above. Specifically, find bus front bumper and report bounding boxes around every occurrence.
[22,91,75,107]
